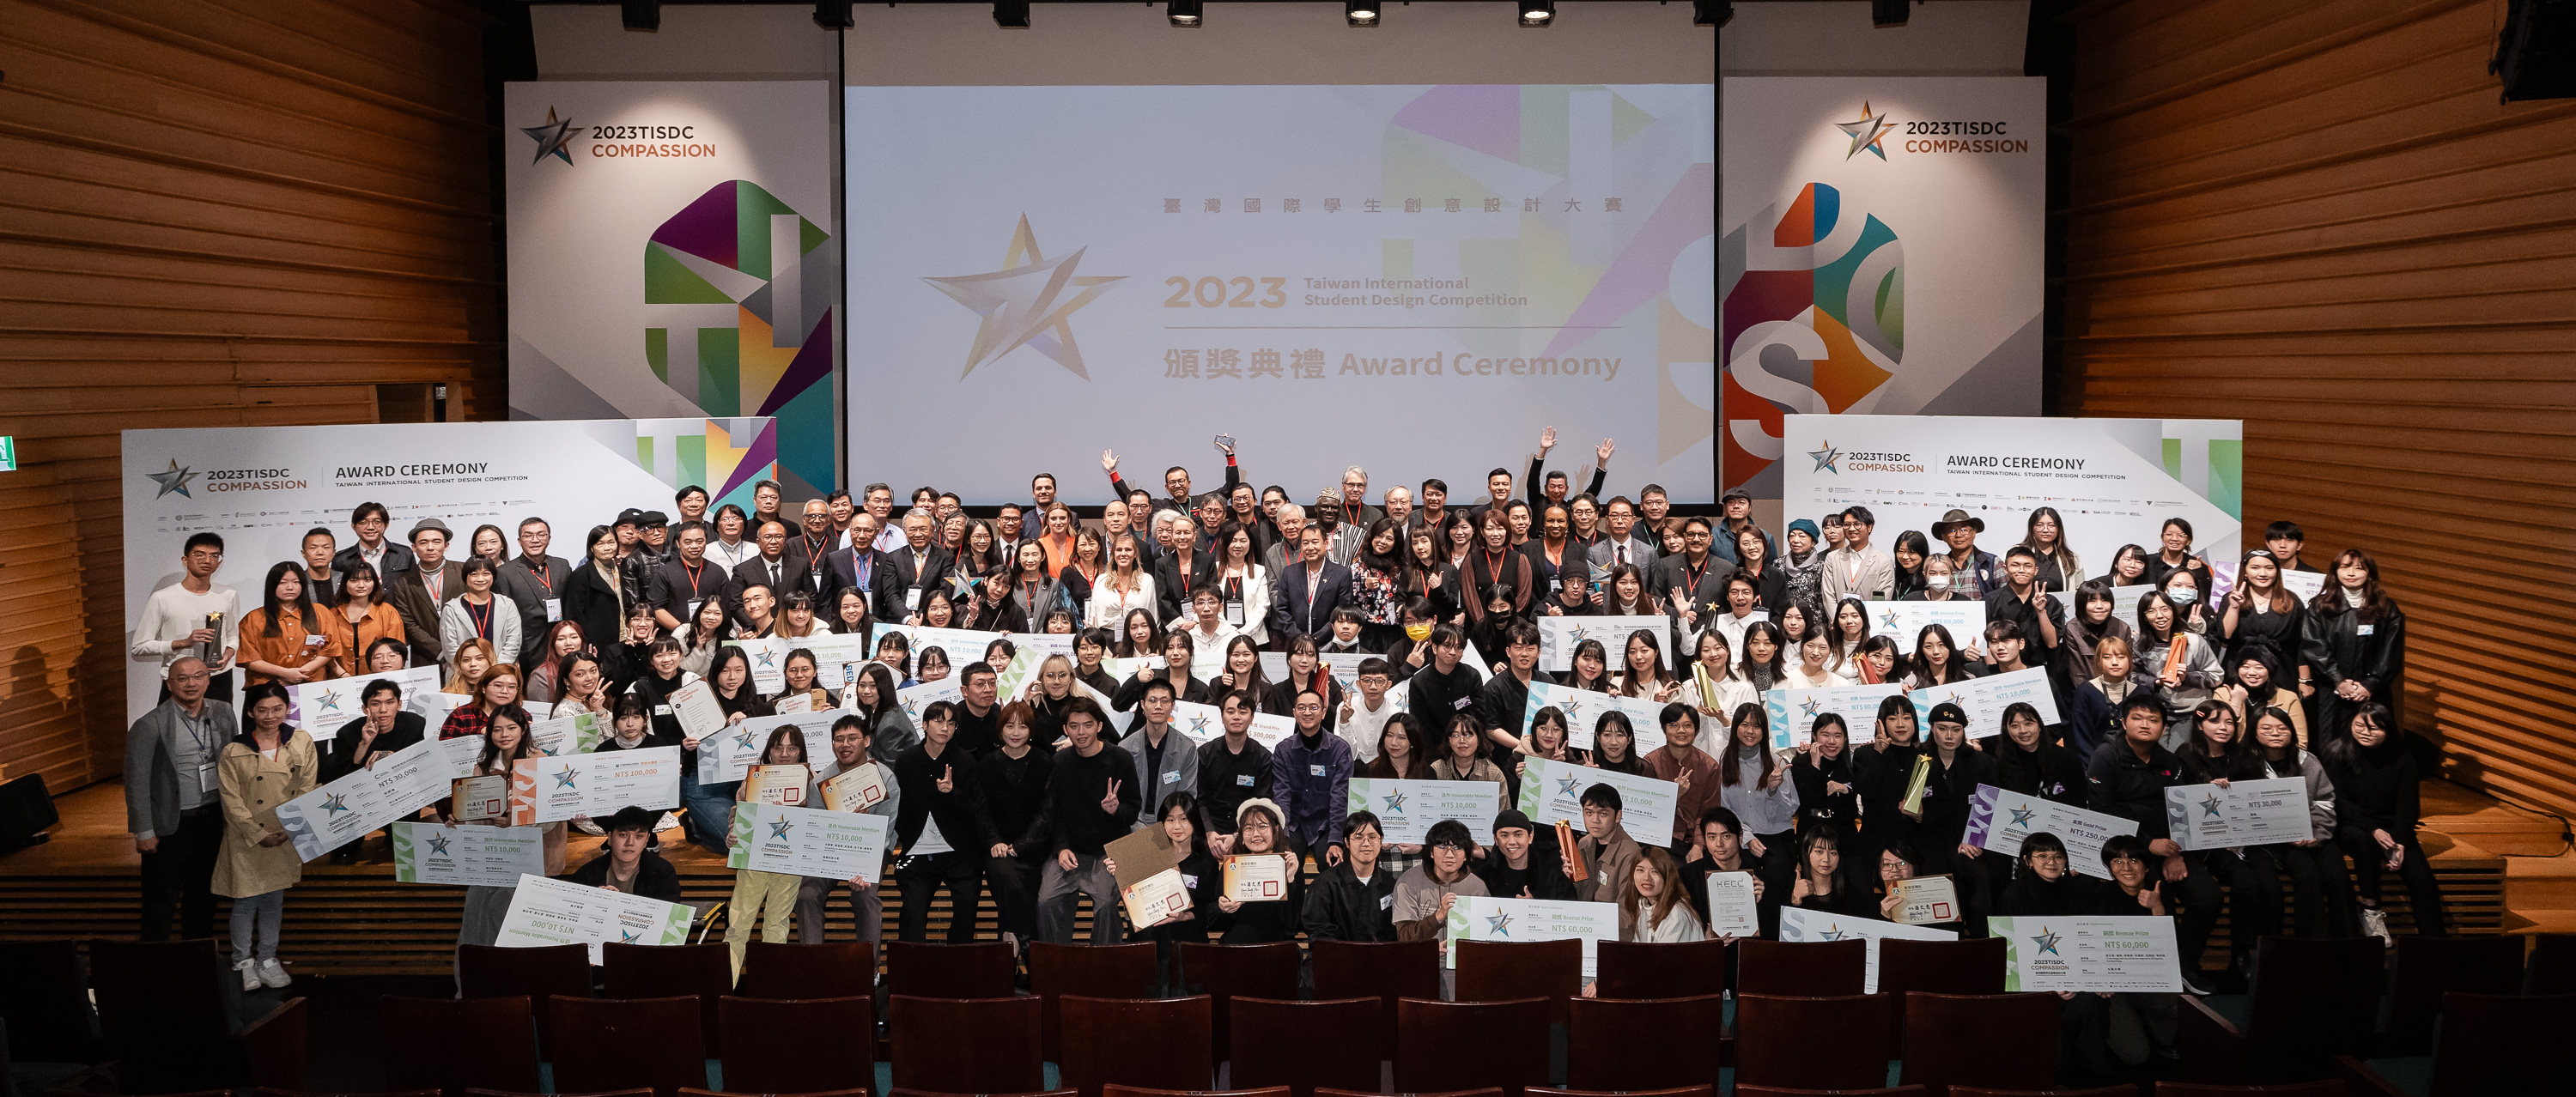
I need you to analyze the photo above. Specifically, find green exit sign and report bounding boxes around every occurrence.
[0,436,15,471]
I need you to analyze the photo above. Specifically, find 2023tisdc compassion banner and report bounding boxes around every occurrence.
[120,419,779,724]
[846,84,1717,503]
[1721,77,2046,498]
[505,82,835,498]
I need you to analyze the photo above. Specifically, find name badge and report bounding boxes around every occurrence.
[686,598,702,618]
[655,704,675,717]
[1225,599,1246,626]
[902,586,923,611]
[1309,765,1325,777]
[545,597,562,622]
[2357,624,2375,636]
[1236,774,1254,787]
[197,760,220,794]
[303,634,326,648]
[1163,771,1180,784]
[1380,893,1394,910]
[1453,696,1473,711]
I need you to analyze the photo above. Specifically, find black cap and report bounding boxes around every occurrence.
[640,511,670,528]
[616,508,647,527]
[1722,488,1753,505]
[1928,701,1970,727]
[1492,809,1536,835]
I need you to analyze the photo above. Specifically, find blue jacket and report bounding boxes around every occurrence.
[1268,729,1354,851]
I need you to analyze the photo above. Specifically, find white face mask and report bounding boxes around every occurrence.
[2167,589,2196,605]
[1928,574,1953,591]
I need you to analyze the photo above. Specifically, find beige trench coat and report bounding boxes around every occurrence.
[213,730,320,898]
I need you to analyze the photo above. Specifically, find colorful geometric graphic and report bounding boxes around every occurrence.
[1721,182,1905,494]
[643,180,835,498]
[620,417,779,513]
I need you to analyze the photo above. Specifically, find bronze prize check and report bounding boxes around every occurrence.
[510,746,681,825]
[1223,853,1292,901]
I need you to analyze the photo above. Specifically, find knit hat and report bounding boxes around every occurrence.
[1787,518,1820,540]
[1492,809,1537,836]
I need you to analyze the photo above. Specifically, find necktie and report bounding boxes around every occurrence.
[770,561,781,588]
[1617,546,1629,567]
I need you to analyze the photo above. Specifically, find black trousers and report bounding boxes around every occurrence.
[140,806,224,941]
[2337,825,2445,936]
[2197,847,2275,965]
[893,851,984,942]
[2262,840,2359,937]
[984,852,1044,937]
[2156,852,2225,973]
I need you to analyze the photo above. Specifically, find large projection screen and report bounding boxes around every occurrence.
[841,3,1716,504]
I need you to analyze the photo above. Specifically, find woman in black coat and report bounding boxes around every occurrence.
[2306,548,2405,742]
[2322,703,2442,937]
[562,524,629,656]
[1987,701,2087,808]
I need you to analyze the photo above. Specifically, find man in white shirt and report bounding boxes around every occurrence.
[863,482,907,555]
[1821,506,1897,602]
[800,713,899,947]
[130,532,241,704]
[1336,658,1399,764]
[1171,588,1245,680]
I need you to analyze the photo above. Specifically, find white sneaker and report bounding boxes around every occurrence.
[234,958,261,991]
[257,959,291,988]
[573,818,606,836]
[2360,906,2393,946]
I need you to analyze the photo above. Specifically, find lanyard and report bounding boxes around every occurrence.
[682,558,706,591]
[466,597,494,638]
[527,560,555,594]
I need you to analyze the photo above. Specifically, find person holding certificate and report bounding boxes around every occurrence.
[1989,701,2087,808]
[722,724,814,973]
[320,677,430,863]
[2181,701,2280,974]
[1212,800,1302,942]
[1394,820,1488,996]
[1917,703,1998,932]
[1028,698,1141,944]
[1681,629,1759,746]
[1566,785,1646,905]
[793,712,896,947]
[212,683,319,991]
[2086,694,2223,995]
[1683,807,1770,939]
[1873,840,1963,933]
[1788,713,1858,877]
[454,705,567,949]
[1118,793,1223,958]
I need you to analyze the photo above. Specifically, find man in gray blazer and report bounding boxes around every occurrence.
[1127,678,1200,826]
[125,656,234,941]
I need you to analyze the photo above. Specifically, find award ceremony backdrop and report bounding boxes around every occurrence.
[1722,77,2046,498]
[1780,414,2244,576]
[846,83,1719,503]
[119,418,780,724]
[504,82,835,497]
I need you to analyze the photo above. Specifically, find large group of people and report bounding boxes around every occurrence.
[125,430,2428,1079]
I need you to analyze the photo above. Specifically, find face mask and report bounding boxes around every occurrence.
[2168,589,2196,605]
[1405,623,1434,642]
[1928,575,1952,591]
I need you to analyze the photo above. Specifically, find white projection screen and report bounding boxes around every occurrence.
[842,3,1716,504]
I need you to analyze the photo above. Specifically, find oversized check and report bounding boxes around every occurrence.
[1964,784,2136,879]
[1863,601,1986,651]
[892,677,963,724]
[1778,906,1956,993]
[2049,585,2152,621]
[1539,615,1670,673]
[1515,756,1677,844]
[1009,632,1077,660]
[1524,681,1668,753]
[272,738,450,861]
[1076,680,1137,736]
[495,872,691,962]
[727,802,890,882]
[1764,683,1905,749]
[1703,870,1761,938]
[530,712,602,757]
[409,689,469,729]
[1992,915,2184,992]
[872,623,1007,664]
[1171,699,1291,749]
[2165,776,2310,851]
[2278,570,2326,603]
[1444,894,1619,975]
[725,637,792,693]
[1320,652,1372,690]
[1910,666,2062,737]
[511,746,681,824]
[1350,778,1500,845]
[391,821,545,887]
[290,665,441,737]
[434,735,486,779]
[993,645,1047,703]
[698,713,835,785]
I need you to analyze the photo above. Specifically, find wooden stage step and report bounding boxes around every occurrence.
[2421,779,2572,858]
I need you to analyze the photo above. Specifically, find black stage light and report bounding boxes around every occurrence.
[1170,1,1203,27]
[622,0,659,32]
[1873,0,1910,29]
[1346,1,1378,27]
[813,0,853,30]
[1697,2,1730,28]
[1520,1,1553,27]
[994,1,1030,28]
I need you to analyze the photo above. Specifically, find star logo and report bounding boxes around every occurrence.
[1821,925,1850,942]
[769,818,795,840]
[312,688,345,716]
[146,459,198,500]
[620,929,641,944]
[1807,440,1842,474]
[755,649,777,669]
[732,729,757,753]
[2200,793,2224,818]
[552,765,580,790]
[521,106,578,166]
[1559,697,1587,724]
[427,833,453,856]
[1557,773,1583,797]
[2030,927,2063,956]
[1878,609,1905,630]
[1188,712,1212,738]
[1485,911,1514,936]
[319,793,351,817]
[1835,101,1896,161]
[926,215,1126,379]
[2008,805,2038,827]
[1798,697,1824,720]
[1382,789,1408,813]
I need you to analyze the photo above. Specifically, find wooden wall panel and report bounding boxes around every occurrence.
[0,0,500,794]
[2058,0,2576,815]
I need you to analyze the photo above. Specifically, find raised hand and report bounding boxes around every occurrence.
[936,765,955,794]
[1538,427,1558,454]
[1100,449,1119,473]
[1596,438,1615,466]
[1100,779,1122,814]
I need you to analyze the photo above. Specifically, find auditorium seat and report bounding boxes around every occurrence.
[1733,993,1891,1093]
[465,1088,653,1097]
[2381,935,2521,1055]
[258,1088,439,1097]
[1056,996,1212,1097]
[1309,940,1438,1037]
[683,1088,871,1097]
[1591,938,1728,1001]
[457,942,591,1052]
[1452,938,1581,1023]
[2527,932,2576,993]
[2151,1082,2349,1096]
[1104,1087,1287,1097]
[1227,997,1381,1097]
[1552,1088,1711,1097]
[890,996,1043,1095]
[889,1090,1072,1097]
[1030,942,1157,1062]
[1735,937,1867,997]
[1878,938,2008,1053]
[1318,1088,1501,1097]
[733,941,877,1000]
[601,942,732,1057]
[2335,991,2576,1097]
[1729,1087,1923,1097]
[89,938,307,1094]
[546,997,708,1097]
[2178,936,2384,1085]
[0,940,99,1064]
[1898,991,2058,1096]
[884,940,1017,999]
[1944,1087,2128,1097]
[379,995,542,1097]
[717,995,871,1095]
[1393,997,1549,1097]
[1176,941,1299,1061]
[1565,995,1723,1093]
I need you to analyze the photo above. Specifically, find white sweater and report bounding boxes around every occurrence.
[130,581,242,672]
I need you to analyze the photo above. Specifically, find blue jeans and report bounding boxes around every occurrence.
[679,772,738,852]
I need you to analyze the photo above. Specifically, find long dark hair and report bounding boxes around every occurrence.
[1590,710,1643,774]
[1719,704,1776,789]
[477,705,538,772]
[2309,548,2395,624]
[849,660,900,724]
[2323,702,2401,768]
[1738,621,1787,688]
[1892,530,1929,592]
[1908,624,1970,686]
[258,560,317,636]
[1367,712,1426,779]
[2020,506,2078,578]
[1358,517,1404,575]
[341,560,383,608]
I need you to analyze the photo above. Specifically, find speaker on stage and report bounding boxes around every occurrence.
[0,773,59,852]
[2495,0,2576,101]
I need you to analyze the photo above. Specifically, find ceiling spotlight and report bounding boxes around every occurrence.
[1346,1,1378,27]
[1520,1,1554,28]
[1696,1,1729,27]
[1169,1,1203,27]
[1872,0,1910,28]
[993,1,1030,28]
[621,0,659,32]
[813,0,853,29]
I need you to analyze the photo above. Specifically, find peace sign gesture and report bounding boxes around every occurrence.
[935,765,955,794]
[1100,779,1123,814]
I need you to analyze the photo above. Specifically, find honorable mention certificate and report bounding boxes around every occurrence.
[1910,666,2064,736]
[1778,907,1956,993]
[1516,755,1680,844]
[822,762,890,812]
[272,738,452,861]
[1443,894,1619,975]
[495,872,692,962]
[1525,681,1669,753]
[1121,869,1194,928]
[1348,778,1499,845]
[391,821,544,887]
[1992,915,2184,992]
[2164,776,2311,851]
[530,712,602,756]
[1170,699,1292,749]
[1964,784,2137,879]
[1223,853,1295,902]
[1890,875,1963,925]
[726,802,890,882]
[1539,615,1671,673]
[667,681,727,742]
[1763,682,1906,749]
[1703,870,1761,937]
[510,746,681,824]
[451,775,510,823]
[744,763,812,806]
[1862,601,1987,649]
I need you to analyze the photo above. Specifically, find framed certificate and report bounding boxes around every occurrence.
[822,763,888,812]
[1223,853,1293,902]
[745,763,811,807]
[1703,870,1760,937]
[452,775,510,823]
[1889,874,1962,925]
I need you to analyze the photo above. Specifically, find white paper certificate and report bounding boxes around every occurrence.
[392,821,545,887]
[530,712,601,756]
[2049,585,2152,621]
[1121,867,1194,929]
[1777,907,1956,993]
[1703,871,1761,938]
[271,738,452,861]
[1862,601,1987,651]
[1890,875,1963,925]
[1224,853,1295,902]
[873,623,1008,664]
[1443,894,1619,975]
[1170,699,1291,749]
[1763,682,1906,749]
[291,665,441,738]
[1992,915,2184,992]
[727,802,890,882]
[495,872,692,963]
[1349,778,1499,845]
[1539,615,1671,673]
[1514,756,1679,845]
[434,736,486,779]
[1909,666,2063,737]
[510,746,682,825]
[2278,570,2326,603]
[2164,777,2311,852]
[667,681,728,742]
[1524,681,1669,753]
[1964,784,2138,879]
[822,762,890,812]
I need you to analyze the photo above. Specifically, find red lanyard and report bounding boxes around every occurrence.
[466,597,493,638]
[1482,549,1510,583]
[682,559,705,590]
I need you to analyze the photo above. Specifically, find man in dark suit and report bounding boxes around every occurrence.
[1271,525,1354,648]
[1650,517,1728,652]
[824,513,888,618]
[385,519,463,667]
[647,522,729,631]
[730,519,811,625]
[881,509,952,624]
[495,517,572,666]
[787,499,841,599]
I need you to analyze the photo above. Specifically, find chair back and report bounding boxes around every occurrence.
[1453,938,1582,1023]
[546,996,708,1097]
[1879,937,2008,1052]
[2426,991,2576,1097]
[457,942,591,1049]
[601,942,732,1056]
[1104,1088,1285,1097]
[1319,1090,1501,1097]
[2150,1082,2346,1096]
[1030,942,1158,1061]
[890,1091,1071,1097]
[735,941,878,1000]
[465,1089,653,1097]
[682,1090,872,1097]
[1227,997,1381,1097]
[890,995,1043,1095]
[2385,935,2522,1055]
[1565,995,1722,1093]
[2243,936,2385,1082]
[88,938,234,1093]
[1735,937,1867,997]
[1735,1088,1924,1097]
[885,940,1018,999]
[2529,932,2576,993]
[379,995,541,1097]
[257,1089,439,1097]
[1732,993,1891,1092]
[1309,939,1439,1035]
[718,995,872,1096]
[1898,991,2057,1095]
[1590,939,1727,1001]
[1393,997,1549,1097]
[1552,1089,1711,1097]
[1178,942,1301,1060]
[0,939,99,1063]
[1057,996,1212,1097]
